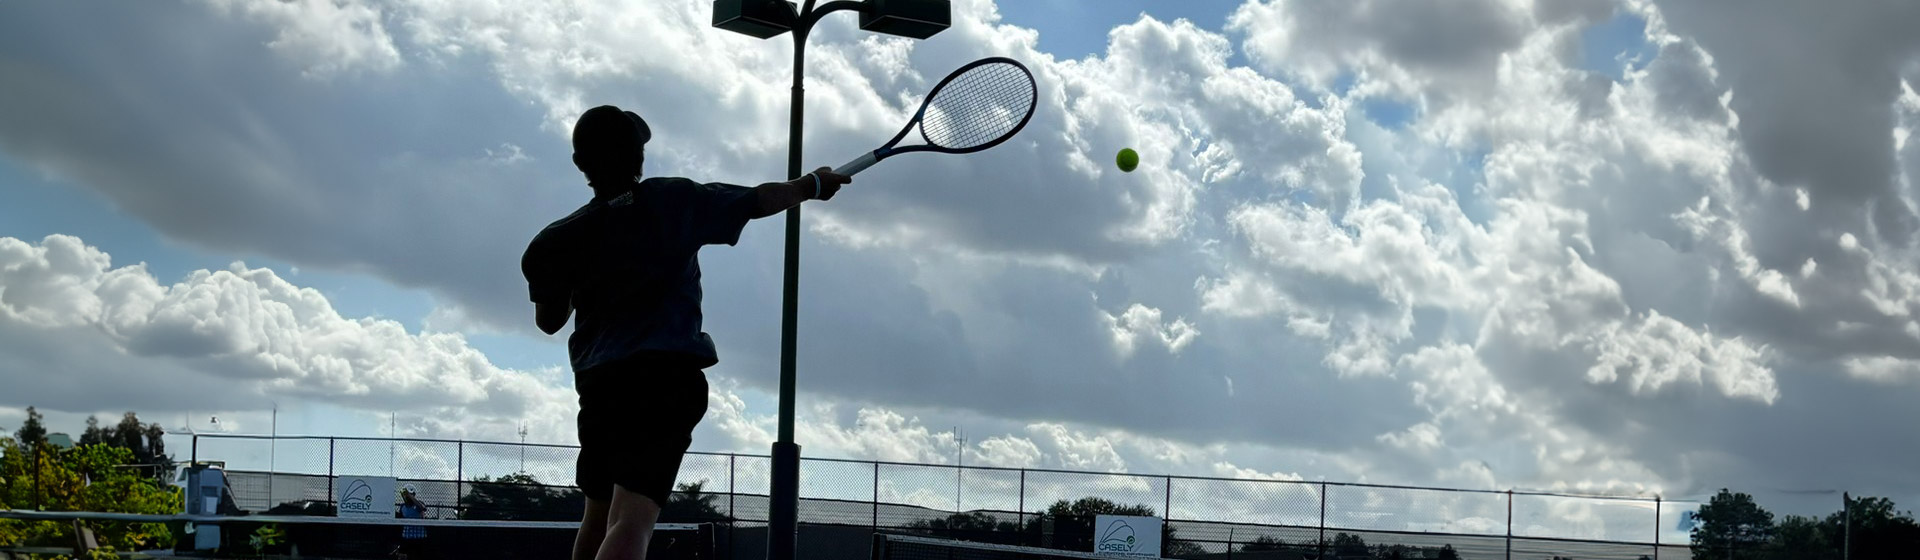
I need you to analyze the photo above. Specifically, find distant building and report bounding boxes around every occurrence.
[45,432,73,449]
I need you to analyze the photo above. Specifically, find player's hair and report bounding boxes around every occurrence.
[572,105,651,182]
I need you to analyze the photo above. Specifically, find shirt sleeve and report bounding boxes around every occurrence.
[521,227,576,306]
[685,180,757,246]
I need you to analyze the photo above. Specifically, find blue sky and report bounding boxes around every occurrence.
[6,0,1920,528]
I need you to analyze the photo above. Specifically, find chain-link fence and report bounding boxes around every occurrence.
[189,434,1689,559]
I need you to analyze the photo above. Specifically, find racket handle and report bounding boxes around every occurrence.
[835,152,879,176]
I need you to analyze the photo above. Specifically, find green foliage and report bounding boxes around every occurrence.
[662,481,729,522]
[1043,496,1157,519]
[459,472,584,521]
[1330,532,1369,557]
[1683,490,1920,559]
[1692,489,1775,560]
[1765,515,1837,560]
[0,438,181,552]
[1238,535,1287,551]
[249,523,287,554]
[1024,497,1208,557]
[76,412,174,479]
[14,407,48,448]
[1820,494,1920,560]
[907,511,1025,546]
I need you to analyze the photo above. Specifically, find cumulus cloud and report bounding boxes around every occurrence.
[200,0,404,77]
[0,234,575,443]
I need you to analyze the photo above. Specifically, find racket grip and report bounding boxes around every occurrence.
[835,152,879,176]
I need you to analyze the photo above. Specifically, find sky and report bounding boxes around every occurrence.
[4,0,1920,535]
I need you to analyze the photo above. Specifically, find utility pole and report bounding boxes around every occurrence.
[954,427,965,512]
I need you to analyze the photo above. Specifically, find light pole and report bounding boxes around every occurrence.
[711,2,948,560]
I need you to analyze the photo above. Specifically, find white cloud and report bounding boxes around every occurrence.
[200,0,403,77]
[1101,303,1199,357]
[0,234,576,444]
[1583,310,1776,403]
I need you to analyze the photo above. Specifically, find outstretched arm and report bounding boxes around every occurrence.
[748,167,851,219]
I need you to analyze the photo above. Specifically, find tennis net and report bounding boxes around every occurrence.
[0,509,716,559]
[872,533,1175,560]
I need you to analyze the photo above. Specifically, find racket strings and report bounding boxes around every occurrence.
[920,63,1034,150]
[926,67,1026,146]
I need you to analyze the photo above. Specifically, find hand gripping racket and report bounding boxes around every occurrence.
[834,56,1039,176]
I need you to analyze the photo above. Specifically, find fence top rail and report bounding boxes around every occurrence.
[190,434,1666,503]
[193,433,580,450]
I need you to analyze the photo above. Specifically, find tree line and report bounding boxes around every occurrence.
[2,406,183,553]
[1688,488,1920,560]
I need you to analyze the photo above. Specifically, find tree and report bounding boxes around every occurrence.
[14,407,46,447]
[81,415,110,447]
[1692,489,1775,560]
[113,412,147,460]
[1765,515,1836,560]
[0,440,181,553]
[1438,544,1461,560]
[458,472,584,521]
[661,481,730,522]
[1240,535,1288,551]
[71,412,174,482]
[144,422,168,469]
[1822,494,1920,560]
[1376,543,1416,559]
[1330,532,1369,557]
[908,511,1024,545]
[1028,497,1204,556]
[1162,536,1206,557]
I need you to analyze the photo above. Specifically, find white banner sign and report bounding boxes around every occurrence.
[335,475,397,519]
[1094,514,1163,557]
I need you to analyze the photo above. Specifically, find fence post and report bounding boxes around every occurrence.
[1163,476,1173,520]
[1318,482,1327,559]
[31,442,40,511]
[1506,490,1514,560]
[1654,496,1661,560]
[873,462,880,531]
[456,441,465,516]
[1018,469,1027,546]
[729,454,738,559]
[1164,476,1174,554]
[326,438,335,509]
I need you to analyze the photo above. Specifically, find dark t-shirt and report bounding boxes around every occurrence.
[522,177,756,372]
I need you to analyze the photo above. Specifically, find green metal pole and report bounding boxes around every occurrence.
[768,5,813,559]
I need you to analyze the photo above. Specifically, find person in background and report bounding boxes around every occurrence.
[395,486,434,559]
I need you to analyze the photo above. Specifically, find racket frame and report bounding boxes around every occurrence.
[835,56,1037,176]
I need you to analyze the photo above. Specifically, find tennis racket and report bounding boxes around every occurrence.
[834,56,1039,176]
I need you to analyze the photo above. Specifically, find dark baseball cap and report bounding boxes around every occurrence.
[572,105,651,156]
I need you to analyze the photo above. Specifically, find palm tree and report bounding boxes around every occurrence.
[662,481,728,522]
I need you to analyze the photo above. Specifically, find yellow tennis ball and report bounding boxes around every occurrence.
[1117,148,1139,172]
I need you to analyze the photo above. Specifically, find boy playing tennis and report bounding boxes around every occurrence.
[522,105,850,560]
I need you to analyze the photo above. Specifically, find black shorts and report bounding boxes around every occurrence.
[574,354,709,505]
